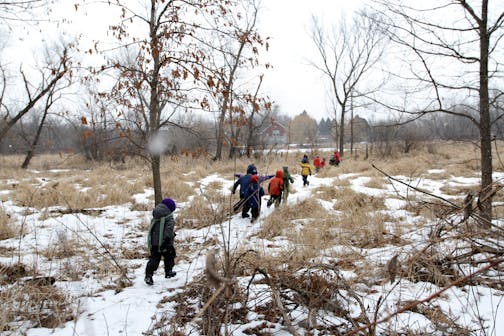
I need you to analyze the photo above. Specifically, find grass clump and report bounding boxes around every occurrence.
[177,193,229,230]
[0,283,75,331]
[0,205,14,240]
[333,189,386,212]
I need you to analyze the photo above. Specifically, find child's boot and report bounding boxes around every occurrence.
[165,270,177,278]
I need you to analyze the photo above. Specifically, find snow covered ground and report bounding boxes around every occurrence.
[0,165,503,335]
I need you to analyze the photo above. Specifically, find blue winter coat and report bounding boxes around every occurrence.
[233,174,252,198]
[245,183,265,209]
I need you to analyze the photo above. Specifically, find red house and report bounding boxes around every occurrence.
[262,119,287,145]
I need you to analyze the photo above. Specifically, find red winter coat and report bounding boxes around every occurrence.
[334,151,341,162]
[313,157,321,168]
[268,170,284,196]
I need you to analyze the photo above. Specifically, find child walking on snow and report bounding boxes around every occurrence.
[282,166,294,204]
[245,175,264,223]
[145,198,177,285]
[267,169,284,208]
[300,161,312,186]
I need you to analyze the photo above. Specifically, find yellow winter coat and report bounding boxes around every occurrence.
[300,162,312,176]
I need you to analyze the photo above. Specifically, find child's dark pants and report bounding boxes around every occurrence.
[146,245,176,276]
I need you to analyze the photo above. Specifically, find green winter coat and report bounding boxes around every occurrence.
[282,167,294,192]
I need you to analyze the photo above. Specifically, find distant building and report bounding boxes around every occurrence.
[262,119,287,145]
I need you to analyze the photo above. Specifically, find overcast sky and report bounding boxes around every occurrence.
[258,1,367,121]
[2,0,366,122]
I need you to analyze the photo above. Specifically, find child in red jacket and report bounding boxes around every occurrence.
[313,156,322,173]
[267,169,284,208]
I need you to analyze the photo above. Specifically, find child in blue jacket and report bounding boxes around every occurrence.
[245,174,265,223]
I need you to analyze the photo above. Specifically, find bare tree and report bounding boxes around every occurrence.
[370,0,504,222]
[208,0,269,160]
[0,46,70,144]
[310,11,387,158]
[92,0,265,204]
[0,0,52,25]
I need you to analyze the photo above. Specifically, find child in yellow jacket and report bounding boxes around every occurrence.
[300,162,312,186]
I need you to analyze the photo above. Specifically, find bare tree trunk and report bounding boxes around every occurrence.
[310,14,386,160]
[245,76,264,158]
[339,110,345,158]
[214,108,227,161]
[213,15,254,161]
[151,155,162,205]
[21,109,48,169]
[350,94,354,155]
[478,0,492,223]
[149,1,162,205]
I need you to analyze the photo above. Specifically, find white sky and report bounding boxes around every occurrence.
[1,0,366,122]
[258,1,367,121]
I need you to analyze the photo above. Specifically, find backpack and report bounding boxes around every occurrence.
[148,214,174,251]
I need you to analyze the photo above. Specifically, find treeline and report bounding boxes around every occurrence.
[4,106,503,160]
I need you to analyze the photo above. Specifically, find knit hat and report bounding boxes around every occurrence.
[247,164,257,175]
[161,198,176,212]
[250,175,259,184]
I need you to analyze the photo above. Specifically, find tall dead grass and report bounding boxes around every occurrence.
[0,283,75,331]
[0,262,75,331]
[0,205,14,240]
[177,193,230,230]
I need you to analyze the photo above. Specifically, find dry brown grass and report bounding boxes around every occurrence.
[333,188,387,212]
[0,283,75,330]
[0,205,14,240]
[312,179,351,202]
[335,210,405,248]
[439,183,478,197]
[177,194,230,230]
[256,198,328,240]
[1,141,502,334]
[362,176,388,189]
[161,173,199,203]
[400,198,458,221]
[39,230,81,260]
[0,262,75,330]
[342,141,485,179]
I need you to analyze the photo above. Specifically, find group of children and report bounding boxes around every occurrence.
[300,151,342,185]
[232,164,294,222]
[144,151,341,285]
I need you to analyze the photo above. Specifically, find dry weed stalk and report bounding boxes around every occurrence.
[345,257,504,336]
[0,263,75,331]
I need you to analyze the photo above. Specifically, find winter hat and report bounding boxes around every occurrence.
[161,198,176,212]
[247,164,257,175]
[250,175,259,184]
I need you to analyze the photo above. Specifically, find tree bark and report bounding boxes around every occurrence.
[339,110,345,158]
[149,0,162,205]
[21,108,48,169]
[478,0,492,223]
